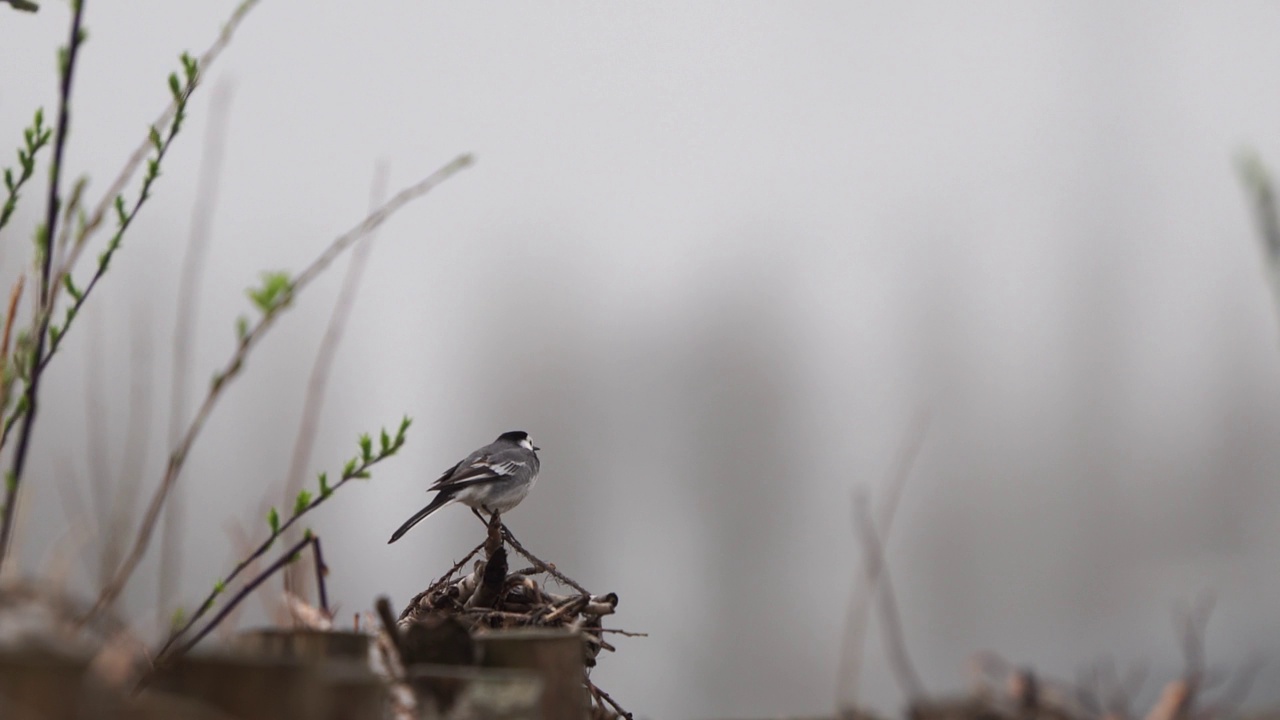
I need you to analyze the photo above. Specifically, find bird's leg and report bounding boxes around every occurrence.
[484,510,503,554]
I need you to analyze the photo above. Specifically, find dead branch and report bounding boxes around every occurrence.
[0,274,21,366]
[85,154,472,621]
[398,541,486,623]
[282,162,389,601]
[160,534,326,664]
[853,491,927,702]
[0,0,87,573]
[161,80,236,620]
[587,677,635,720]
[840,410,930,708]
[64,0,260,273]
[499,521,590,596]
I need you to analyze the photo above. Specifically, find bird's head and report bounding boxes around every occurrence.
[498,430,539,452]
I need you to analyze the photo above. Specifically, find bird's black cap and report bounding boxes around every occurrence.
[497,430,530,443]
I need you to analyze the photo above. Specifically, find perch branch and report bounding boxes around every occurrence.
[498,520,590,596]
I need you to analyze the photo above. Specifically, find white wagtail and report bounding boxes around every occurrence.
[388,430,541,544]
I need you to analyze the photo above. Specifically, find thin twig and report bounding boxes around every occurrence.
[152,439,404,661]
[0,59,200,455]
[399,541,486,621]
[586,678,634,720]
[160,80,235,626]
[173,535,315,658]
[117,300,155,558]
[0,0,87,571]
[51,458,94,587]
[85,303,125,591]
[282,162,389,601]
[0,1,257,456]
[311,534,329,615]
[1202,654,1266,719]
[1,276,22,360]
[63,0,259,276]
[852,491,927,702]
[49,174,86,287]
[87,155,471,620]
[1175,593,1215,690]
[499,521,590,596]
[289,155,472,292]
[839,410,930,708]
[210,518,266,641]
[0,276,23,413]
[598,628,648,637]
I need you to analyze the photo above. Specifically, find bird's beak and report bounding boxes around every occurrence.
[533,445,541,452]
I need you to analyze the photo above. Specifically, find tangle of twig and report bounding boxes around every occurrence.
[499,521,590,596]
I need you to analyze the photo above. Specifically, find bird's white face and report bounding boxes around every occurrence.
[519,436,536,452]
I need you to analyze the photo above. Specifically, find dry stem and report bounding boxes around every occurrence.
[587,678,634,720]
[160,81,236,620]
[499,521,590,596]
[0,0,87,571]
[85,154,472,621]
[61,0,260,277]
[839,411,930,707]
[0,275,23,413]
[853,491,927,702]
[282,162,389,601]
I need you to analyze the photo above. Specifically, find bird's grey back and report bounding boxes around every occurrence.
[432,438,539,488]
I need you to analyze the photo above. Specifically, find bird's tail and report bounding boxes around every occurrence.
[387,492,453,543]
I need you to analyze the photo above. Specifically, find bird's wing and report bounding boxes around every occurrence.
[429,447,529,491]
[426,459,465,490]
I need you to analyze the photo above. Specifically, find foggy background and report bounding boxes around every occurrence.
[4,2,1280,718]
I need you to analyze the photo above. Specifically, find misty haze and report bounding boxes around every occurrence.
[2,3,1280,719]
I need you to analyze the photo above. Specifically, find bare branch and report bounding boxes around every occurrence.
[160,79,236,626]
[1174,593,1214,690]
[0,275,23,413]
[85,156,470,620]
[282,161,389,601]
[853,491,927,702]
[498,518,590,596]
[0,0,88,571]
[839,410,930,708]
[171,534,317,660]
[63,0,259,276]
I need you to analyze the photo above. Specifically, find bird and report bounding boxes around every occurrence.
[388,430,540,544]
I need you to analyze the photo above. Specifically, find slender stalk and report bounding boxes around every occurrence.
[282,163,388,600]
[84,155,469,620]
[0,0,87,571]
[160,81,235,628]
[153,424,406,661]
[174,535,314,658]
[311,535,329,614]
